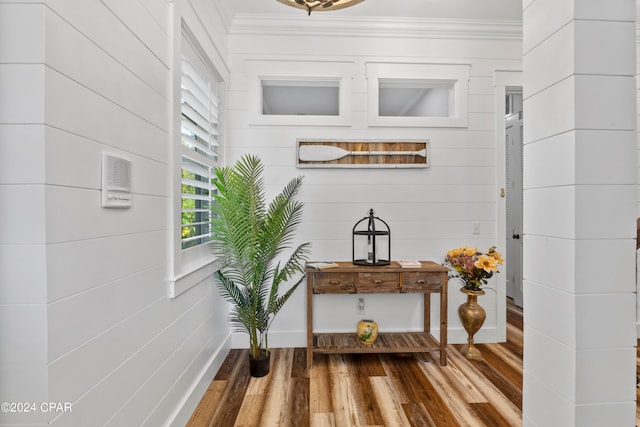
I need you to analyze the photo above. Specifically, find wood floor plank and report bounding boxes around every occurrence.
[196,350,252,427]
[384,353,460,426]
[259,348,294,426]
[423,353,487,404]
[328,355,361,426]
[345,355,385,425]
[291,347,309,379]
[236,353,282,426]
[483,343,522,372]
[311,412,336,427]
[233,394,265,427]
[310,354,333,414]
[475,343,522,390]
[446,349,522,425]
[244,374,269,397]
[369,376,412,427]
[401,401,437,427]
[348,353,387,376]
[284,377,309,427]
[214,349,247,380]
[378,355,411,405]
[463,356,521,410]
[418,359,485,427]
[506,300,523,327]
[469,402,514,427]
[185,381,228,427]
[500,338,523,361]
[506,322,523,345]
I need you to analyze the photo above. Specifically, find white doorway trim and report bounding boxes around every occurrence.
[494,70,522,342]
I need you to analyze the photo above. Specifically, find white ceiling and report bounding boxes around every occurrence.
[226,0,523,22]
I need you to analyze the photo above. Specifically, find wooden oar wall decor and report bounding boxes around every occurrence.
[296,139,429,168]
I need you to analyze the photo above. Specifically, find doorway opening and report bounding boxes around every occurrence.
[494,70,522,342]
[505,89,523,308]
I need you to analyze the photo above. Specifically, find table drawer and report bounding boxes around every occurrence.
[313,273,356,294]
[357,272,399,293]
[401,272,443,293]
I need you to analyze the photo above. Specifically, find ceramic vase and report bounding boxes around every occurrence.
[357,319,378,345]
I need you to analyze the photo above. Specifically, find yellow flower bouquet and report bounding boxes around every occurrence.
[444,246,504,291]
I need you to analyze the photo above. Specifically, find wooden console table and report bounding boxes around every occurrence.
[306,261,449,369]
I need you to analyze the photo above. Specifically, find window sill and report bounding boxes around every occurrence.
[168,256,222,298]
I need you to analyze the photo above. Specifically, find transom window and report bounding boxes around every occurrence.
[261,79,339,116]
[378,79,453,118]
[367,62,470,127]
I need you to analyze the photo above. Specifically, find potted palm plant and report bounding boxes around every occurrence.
[211,154,310,377]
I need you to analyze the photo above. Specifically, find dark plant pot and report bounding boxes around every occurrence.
[249,350,270,377]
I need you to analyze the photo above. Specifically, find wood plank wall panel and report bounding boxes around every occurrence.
[0,4,44,63]
[44,66,168,163]
[0,3,51,425]
[46,231,165,300]
[0,64,45,124]
[44,10,168,131]
[46,0,170,93]
[0,0,230,426]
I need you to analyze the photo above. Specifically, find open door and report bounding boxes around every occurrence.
[505,109,523,308]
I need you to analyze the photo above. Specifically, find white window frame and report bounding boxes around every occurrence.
[168,25,224,298]
[366,62,470,127]
[247,59,353,127]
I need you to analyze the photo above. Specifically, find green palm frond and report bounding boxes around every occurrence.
[267,270,306,318]
[215,271,247,307]
[211,154,310,358]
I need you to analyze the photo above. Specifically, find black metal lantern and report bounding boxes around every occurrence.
[352,208,390,266]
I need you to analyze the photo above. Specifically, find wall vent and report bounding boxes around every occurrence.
[101,152,132,208]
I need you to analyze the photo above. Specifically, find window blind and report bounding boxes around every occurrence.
[180,55,220,250]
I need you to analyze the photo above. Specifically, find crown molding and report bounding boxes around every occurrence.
[230,14,523,40]
[212,0,235,33]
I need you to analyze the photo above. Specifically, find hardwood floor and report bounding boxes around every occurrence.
[186,302,634,426]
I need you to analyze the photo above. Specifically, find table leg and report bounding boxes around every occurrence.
[306,274,313,370]
[439,279,448,366]
[423,293,431,332]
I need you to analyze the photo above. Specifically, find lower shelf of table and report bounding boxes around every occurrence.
[312,331,441,354]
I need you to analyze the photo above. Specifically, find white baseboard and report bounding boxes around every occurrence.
[168,334,232,427]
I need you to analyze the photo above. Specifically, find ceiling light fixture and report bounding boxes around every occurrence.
[276,0,365,16]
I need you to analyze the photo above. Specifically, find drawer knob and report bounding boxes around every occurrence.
[329,280,341,285]
[416,279,426,284]
[373,279,383,284]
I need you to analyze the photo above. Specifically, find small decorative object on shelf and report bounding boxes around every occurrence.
[357,319,379,345]
[352,209,390,266]
[306,261,339,270]
[444,245,504,360]
[397,260,422,268]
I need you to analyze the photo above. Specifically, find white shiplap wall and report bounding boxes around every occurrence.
[226,16,523,348]
[0,1,230,426]
[521,0,637,424]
